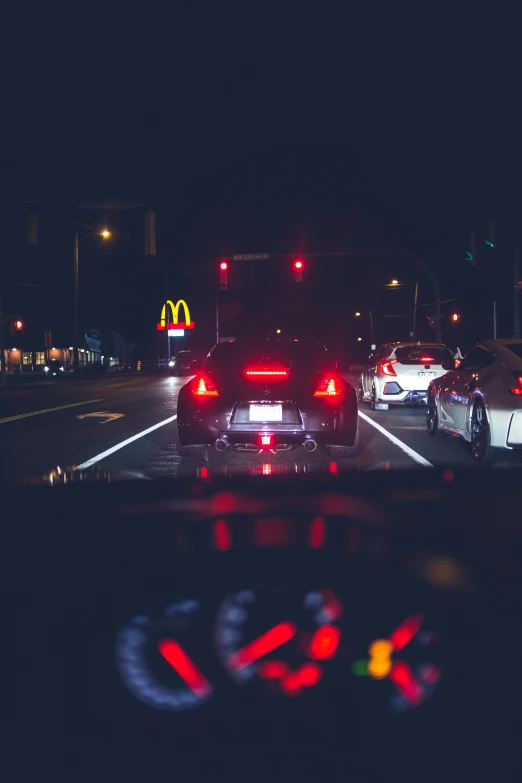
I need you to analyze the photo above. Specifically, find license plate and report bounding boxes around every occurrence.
[249,404,283,422]
[418,371,436,378]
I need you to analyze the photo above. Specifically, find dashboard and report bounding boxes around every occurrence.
[6,469,522,782]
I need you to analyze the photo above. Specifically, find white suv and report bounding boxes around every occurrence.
[359,342,454,411]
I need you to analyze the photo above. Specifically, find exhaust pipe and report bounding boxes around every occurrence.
[214,437,229,452]
[303,439,317,453]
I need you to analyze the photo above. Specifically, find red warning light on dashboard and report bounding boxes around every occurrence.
[307,625,341,660]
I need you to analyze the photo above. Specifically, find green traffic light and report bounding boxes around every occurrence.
[485,240,495,248]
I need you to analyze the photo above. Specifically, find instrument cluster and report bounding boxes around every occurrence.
[114,580,443,717]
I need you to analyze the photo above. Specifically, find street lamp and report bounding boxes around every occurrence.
[387,278,419,340]
[73,222,111,373]
[276,329,282,334]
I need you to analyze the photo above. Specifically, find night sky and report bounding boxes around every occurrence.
[1,7,520,357]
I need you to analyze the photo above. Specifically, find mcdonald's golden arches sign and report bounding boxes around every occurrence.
[157,300,195,330]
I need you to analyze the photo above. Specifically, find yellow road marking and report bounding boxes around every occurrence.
[0,399,104,425]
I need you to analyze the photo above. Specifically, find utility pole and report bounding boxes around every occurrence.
[411,278,419,339]
[514,224,521,338]
[73,223,79,373]
[164,254,169,366]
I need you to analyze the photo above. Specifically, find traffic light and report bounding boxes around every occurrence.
[450,312,460,324]
[466,232,477,266]
[485,220,496,248]
[27,213,39,245]
[219,260,228,290]
[293,258,304,282]
[10,319,24,335]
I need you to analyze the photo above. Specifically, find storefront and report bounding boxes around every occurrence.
[82,329,103,367]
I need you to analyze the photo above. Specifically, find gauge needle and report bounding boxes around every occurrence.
[389,614,424,652]
[158,639,213,698]
[390,661,424,704]
[228,621,297,671]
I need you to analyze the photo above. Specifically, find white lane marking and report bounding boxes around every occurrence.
[358,410,434,467]
[75,415,178,469]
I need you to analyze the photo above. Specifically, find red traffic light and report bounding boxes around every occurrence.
[14,320,23,330]
[219,260,228,290]
[293,258,304,282]
[450,312,460,323]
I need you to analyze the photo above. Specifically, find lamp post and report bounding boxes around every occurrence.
[388,278,419,340]
[73,223,111,373]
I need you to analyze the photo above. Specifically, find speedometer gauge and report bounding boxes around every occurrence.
[215,586,343,696]
[115,598,213,711]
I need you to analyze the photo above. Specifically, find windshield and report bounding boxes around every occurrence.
[1,12,521,488]
[502,343,522,360]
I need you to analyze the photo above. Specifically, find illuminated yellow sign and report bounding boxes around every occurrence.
[157,299,195,330]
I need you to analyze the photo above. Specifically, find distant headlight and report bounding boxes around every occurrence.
[59,366,64,371]
[44,366,49,372]
[168,360,175,367]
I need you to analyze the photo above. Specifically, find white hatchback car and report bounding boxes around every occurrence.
[359,342,454,411]
[427,338,522,463]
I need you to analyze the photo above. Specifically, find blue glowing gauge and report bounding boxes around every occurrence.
[115,599,213,711]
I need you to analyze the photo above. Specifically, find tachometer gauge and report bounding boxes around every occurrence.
[215,586,343,696]
[115,598,213,711]
[351,613,442,712]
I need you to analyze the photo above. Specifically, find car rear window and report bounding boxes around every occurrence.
[206,341,331,371]
[502,343,522,360]
[394,346,453,365]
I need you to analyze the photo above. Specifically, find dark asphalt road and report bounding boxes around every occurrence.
[1,372,519,484]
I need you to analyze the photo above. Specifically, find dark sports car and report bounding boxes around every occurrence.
[176,340,359,457]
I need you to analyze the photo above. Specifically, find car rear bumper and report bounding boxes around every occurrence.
[177,397,358,447]
[377,387,428,405]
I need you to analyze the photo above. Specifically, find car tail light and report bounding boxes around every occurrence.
[381,360,397,376]
[246,368,289,377]
[193,376,219,396]
[260,434,272,447]
[420,356,435,363]
[314,376,341,397]
[510,375,522,395]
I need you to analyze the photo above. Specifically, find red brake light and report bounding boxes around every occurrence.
[381,360,397,376]
[420,357,435,363]
[260,434,272,447]
[220,261,228,270]
[245,369,288,376]
[510,375,522,395]
[193,376,219,396]
[314,376,341,397]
